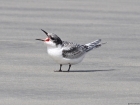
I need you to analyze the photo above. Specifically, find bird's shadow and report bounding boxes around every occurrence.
[60,69,115,73]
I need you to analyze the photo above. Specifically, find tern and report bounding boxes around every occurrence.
[36,29,106,72]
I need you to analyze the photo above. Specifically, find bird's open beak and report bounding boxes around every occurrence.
[41,29,49,37]
[35,29,49,41]
[36,39,45,41]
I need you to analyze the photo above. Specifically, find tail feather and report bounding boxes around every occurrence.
[85,39,106,52]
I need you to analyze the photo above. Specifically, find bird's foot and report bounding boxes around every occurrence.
[59,70,62,72]
[54,70,62,72]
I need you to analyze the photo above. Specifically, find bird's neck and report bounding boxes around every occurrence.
[46,44,62,50]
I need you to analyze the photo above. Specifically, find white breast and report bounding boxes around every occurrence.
[47,47,85,65]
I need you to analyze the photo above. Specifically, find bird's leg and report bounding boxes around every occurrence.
[59,64,62,72]
[68,64,71,72]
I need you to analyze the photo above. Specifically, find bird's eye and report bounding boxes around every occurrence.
[51,37,55,40]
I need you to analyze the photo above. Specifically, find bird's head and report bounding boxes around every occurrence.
[36,29,62,47]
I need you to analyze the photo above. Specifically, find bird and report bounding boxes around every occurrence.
[36,29,106,72]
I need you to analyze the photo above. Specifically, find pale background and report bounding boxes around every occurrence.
[0,0,140,105]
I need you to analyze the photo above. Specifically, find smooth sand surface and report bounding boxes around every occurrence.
[0,0,140,105]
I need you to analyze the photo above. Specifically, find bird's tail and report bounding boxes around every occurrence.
[84,39,106,52]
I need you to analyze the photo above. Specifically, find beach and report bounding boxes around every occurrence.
[0,0,140,105]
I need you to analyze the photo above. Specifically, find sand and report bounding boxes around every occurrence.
[0,0,140,105]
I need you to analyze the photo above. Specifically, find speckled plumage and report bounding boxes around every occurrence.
[36,29,106,72]
[61,39,101,59]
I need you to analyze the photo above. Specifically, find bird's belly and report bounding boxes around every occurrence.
[57,55,85,65]
[47,49,85,65]
[63,55,85,65]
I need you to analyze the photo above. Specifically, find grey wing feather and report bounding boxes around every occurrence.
[62,39,104,59]
[85,39,102,52]
[62,41,87,59]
